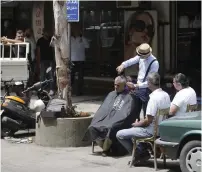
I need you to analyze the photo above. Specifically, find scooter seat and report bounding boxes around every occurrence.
[5,96,26,104]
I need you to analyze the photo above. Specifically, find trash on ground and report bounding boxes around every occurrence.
[4,137,33,144]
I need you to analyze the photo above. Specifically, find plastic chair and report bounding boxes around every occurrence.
[186,104,198,112]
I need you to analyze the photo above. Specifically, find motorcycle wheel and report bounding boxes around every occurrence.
[1,116,20,138]
[1,128,15,138]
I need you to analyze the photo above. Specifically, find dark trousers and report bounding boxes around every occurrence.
[134,95,148,120]
[40,60,56,91]
[71,61,84,96]
[134,88,151,120]
[26,59,38,89]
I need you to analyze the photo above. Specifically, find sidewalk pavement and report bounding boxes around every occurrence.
[1,139,180,172]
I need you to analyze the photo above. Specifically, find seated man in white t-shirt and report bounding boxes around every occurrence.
[116,72,171,161]
[169,73,197,116]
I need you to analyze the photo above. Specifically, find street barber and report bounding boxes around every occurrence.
[116,43,159,119]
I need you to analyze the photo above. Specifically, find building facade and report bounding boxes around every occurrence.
[1,1,201,95]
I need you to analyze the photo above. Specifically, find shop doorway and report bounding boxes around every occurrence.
[176,1,201,95]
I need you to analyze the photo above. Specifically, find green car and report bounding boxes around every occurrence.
[155,111,202,172]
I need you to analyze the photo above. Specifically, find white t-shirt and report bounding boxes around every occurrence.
[71,36,89,61]
[171,87,197,116]
[145,88,171,135]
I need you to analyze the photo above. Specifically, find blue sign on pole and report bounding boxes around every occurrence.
[66,0,79,22]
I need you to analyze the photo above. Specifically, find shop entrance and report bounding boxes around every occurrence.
[176,1,201,95]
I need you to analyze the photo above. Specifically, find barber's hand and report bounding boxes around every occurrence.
[126,82,135,89]
[116,64,124,74]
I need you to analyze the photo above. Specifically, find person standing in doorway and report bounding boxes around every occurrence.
[36,28,55,96]
[2,20,14,39]
[24,28,37,84]
[25,28,36,63]
[71,23,89,96]
[116,43,159,119]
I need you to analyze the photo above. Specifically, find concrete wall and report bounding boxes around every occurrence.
[152,1,171,73]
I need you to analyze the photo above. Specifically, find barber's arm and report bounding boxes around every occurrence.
[116,55,140,74]
[122,55,140,68]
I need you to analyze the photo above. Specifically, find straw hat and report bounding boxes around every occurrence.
[136,43,152,58]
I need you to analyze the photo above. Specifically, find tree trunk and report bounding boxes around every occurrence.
[53,0,74,116]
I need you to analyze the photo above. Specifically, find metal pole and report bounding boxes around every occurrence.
[67,22,71,62]
[66,22,71,108]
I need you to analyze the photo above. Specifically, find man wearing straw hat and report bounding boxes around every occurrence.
[116,43,159,119]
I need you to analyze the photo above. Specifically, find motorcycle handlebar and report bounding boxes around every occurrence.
[2,78,14,85]
[23,79,53,93]
[40,79,53,85]
[22,86,34,93]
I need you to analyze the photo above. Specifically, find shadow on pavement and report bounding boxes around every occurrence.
[134,159,181,172]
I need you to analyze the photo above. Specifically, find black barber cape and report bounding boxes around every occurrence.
[84,90,138,154]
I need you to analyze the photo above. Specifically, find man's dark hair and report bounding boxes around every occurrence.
[16,30,24,35]
[43,28,49,33]
[174,73,189,88]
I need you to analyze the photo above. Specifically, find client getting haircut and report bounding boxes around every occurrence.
[114,76,127,93]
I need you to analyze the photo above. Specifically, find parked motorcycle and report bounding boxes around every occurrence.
[1,79,53,138]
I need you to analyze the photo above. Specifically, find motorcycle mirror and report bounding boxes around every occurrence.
[14,81,23,86]
[46,67,52,74]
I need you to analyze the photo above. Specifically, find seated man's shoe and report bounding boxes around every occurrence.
[103,138,112,152]
[102,139,112,157]
[102,151,108,157]
[133,151,151,166]
[102,149,113,157]
[139,151,151,161]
